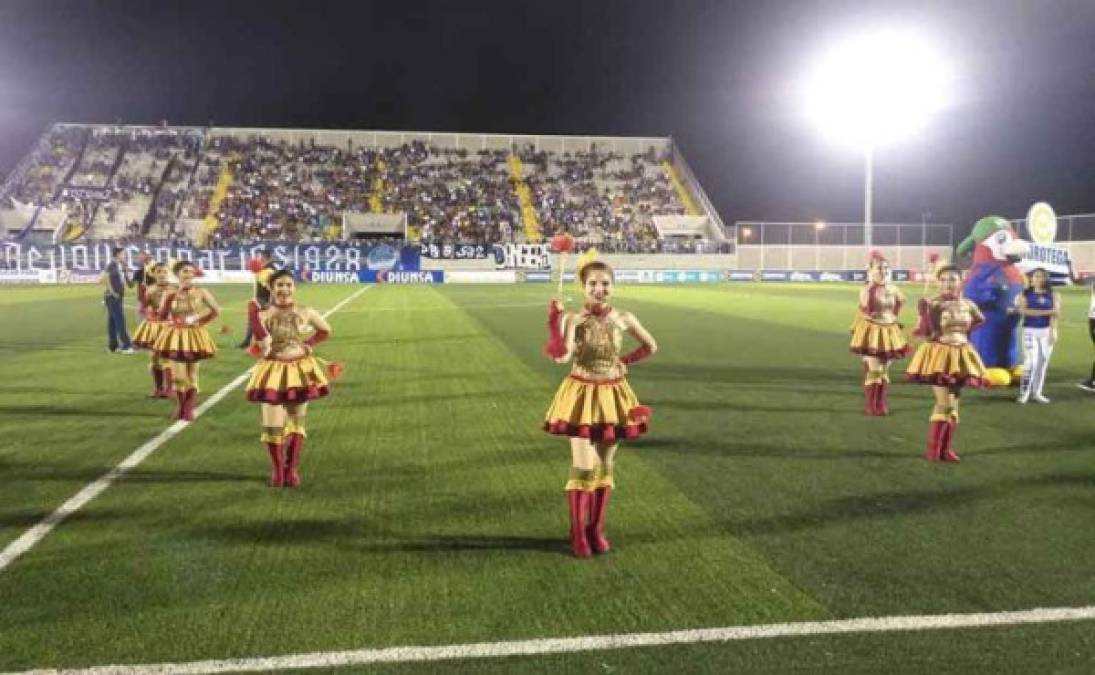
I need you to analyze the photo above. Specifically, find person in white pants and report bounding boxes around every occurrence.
[1016,268,1061,404]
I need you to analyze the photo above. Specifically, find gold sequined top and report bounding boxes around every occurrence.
[265,306,310,360]
[864,283,902,324]
[166,287,207,320]
[145,284,171,316]
[929,296,983,346]
[571,310,624,381]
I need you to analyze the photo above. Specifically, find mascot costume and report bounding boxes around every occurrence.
[956,216,1031,386]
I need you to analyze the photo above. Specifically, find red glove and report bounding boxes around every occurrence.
[543,301,565,359]
[305,329,330,347]
[621,344,653,365]
[247,300,268,339]
[912,298,935,338]
[158,293,176,320]
[197,307,219,326]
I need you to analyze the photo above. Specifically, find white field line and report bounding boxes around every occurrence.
[7,605,1095,674]
[0,286,371,574]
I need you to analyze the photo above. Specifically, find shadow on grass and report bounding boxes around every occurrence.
[633,436,907,460]
[0,507,138,529]
[0,404,162,418]
[723,472,1095,537]
[378,534,564,555]
[641,363,844,386]
[651,398,867,415]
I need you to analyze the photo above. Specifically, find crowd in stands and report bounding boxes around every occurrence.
[519,143,685,253]
[3,126,713,251]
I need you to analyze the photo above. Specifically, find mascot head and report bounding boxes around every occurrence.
[956,216,1030,267]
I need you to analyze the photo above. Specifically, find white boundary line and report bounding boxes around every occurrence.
[0,286,371,574]
[6,605,1095,674]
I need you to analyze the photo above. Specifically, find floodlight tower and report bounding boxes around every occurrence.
[803,31,949,249]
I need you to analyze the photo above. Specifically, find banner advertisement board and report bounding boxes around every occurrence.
[444,269,517,284]
[420,243,492,260]
[1,241,421,275]
[493,243,551,270]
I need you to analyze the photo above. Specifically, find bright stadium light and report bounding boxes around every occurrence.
[802,29,950,247]
[814,221,826,230]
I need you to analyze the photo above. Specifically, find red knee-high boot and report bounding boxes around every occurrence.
[864,384,879,415]
[181,388,197,421]
[284,433,304,488]
[924,418,946,462]
[940,419,960,463]
[568,491,592,558]
[148,367,163,398]
[587,487,612,554]
[162,368,174,398]
[266,442,285,487]
[876,382,890,416]
[174,389,188,421]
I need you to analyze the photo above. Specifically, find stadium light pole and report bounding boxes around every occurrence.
[802,30,950,251]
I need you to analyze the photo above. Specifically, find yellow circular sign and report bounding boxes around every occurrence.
[1026,202,1057,245]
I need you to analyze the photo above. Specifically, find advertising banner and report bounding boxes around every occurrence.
[494,243,551,270]
[359,270,445,284]
[444,269,517,284]
[0,240,421,275]
[725,269,903,282]
[420,243,492,260]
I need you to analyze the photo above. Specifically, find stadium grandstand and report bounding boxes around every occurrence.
[0,124,728,253]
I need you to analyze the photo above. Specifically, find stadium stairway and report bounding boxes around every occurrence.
[13,205,43,240]
[507,154,542,242]
[369,159,385,213]
[197,156,236,245]
[142,155,177,235]
[53,128,91,202]
[662,160,702,216]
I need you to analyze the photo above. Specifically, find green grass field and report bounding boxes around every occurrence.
[1,282,1094,674]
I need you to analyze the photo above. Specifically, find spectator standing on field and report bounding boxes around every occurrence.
[102,247,135,353]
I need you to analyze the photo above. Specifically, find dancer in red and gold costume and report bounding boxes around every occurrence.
[244,270,332,488]
[131,261,175,398]
[152,261,220,421]
[849,252,909,415]
[543,252,657,558]
[906,264,988,462]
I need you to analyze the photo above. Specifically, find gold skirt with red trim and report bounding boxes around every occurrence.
[132,319,168,350]
[543,374,647,442]
[245,355,330,404]
[905,341,989,388]
[152,324,218,363]
[850,315,909,360]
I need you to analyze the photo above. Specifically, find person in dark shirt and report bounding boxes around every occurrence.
[102,247,135,353]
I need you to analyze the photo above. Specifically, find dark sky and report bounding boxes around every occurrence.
[1,0,1094,235]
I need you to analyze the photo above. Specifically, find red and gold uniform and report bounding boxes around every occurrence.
[245,304,330,405]
[132,268,174,397]
[907,294,988,388]
[244,271,332,488]
[850,254,908,415]
[543,305,648,443]
[542,253,656,558]
[906,285,987,462]
[152,264,219,421]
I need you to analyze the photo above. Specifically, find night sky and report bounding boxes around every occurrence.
[1,0,1094,236]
